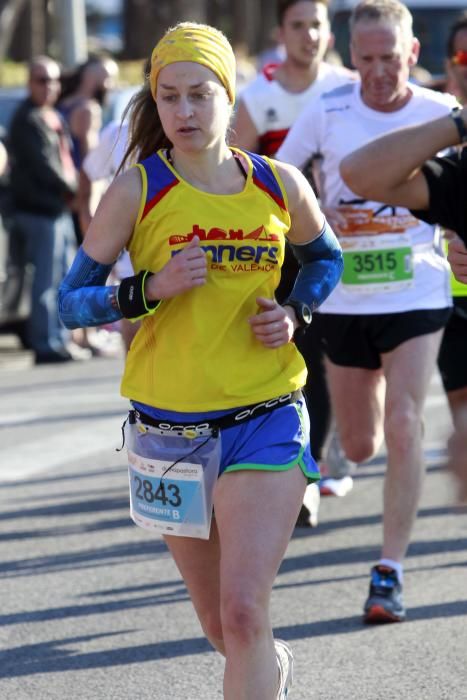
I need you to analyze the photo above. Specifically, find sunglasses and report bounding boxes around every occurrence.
[452,50,467,66]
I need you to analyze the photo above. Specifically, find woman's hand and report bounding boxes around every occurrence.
[249,297,296,348]
[145,235,207,300]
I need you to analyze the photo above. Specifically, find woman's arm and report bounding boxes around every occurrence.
[249,161,343,348]
[82,167,141,263]
[59,167,209,328]
[339,107,466,210]
[274,160,325,244]
[58,168,142,329]
[275,161,343,309]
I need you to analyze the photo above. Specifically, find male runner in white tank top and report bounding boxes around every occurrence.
[277,0,457,623]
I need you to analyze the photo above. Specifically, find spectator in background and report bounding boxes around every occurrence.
[77,63,148,355]
[59,54,120,356]
[78,118,138,354]
[58,54,119,244]
[8,56,77,364]
[446,11,467,103]
[78,119,129,234]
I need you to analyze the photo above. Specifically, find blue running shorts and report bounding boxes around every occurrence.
[132,397,319,482]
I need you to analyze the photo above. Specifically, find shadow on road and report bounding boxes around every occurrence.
[2,599,467,678]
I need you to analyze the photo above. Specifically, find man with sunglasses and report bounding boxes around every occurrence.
[8,56,78,363]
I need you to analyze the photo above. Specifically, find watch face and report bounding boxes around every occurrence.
[301,304,312,325]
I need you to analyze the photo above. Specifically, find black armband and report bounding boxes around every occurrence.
[117,270,162,320]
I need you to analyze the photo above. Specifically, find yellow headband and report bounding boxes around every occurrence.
[149,23,236,104]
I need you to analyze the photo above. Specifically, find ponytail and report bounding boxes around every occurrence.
[118,75,171,174]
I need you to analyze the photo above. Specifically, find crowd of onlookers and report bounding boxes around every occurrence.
[0,53,120,362]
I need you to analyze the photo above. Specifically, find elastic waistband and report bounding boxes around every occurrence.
[131,390,303,437]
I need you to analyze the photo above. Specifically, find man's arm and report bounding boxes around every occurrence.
[448,237,467,285]
[276,98,322,170]
[340,105,466,210]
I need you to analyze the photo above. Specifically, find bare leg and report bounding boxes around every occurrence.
[446,386,467,429]
[164,522,225,654]
[381,330,443,561]
[215,468,306,700]
[164,467,306,699]
[324,359,386,463]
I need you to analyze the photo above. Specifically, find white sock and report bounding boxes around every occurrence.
[379,558,403,584]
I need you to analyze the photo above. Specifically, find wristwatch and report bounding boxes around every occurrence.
[450,106,467,144]
[284,299,312,339]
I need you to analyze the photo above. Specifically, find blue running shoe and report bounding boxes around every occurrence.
[363,565,406,624]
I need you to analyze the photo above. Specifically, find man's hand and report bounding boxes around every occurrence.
[321,206,348,236]
[447,237,467,285]
[249,297,296,348]
[145,236,207,300]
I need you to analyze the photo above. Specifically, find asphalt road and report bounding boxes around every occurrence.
[1,354,466,700]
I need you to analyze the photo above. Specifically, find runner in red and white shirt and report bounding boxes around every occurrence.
[233,0,357,514]
[234,0,353,157]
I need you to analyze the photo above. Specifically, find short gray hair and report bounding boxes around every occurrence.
[350,0,413,41]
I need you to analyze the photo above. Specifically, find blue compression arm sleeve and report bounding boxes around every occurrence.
[286,219,343,311]
[58,246,123,329]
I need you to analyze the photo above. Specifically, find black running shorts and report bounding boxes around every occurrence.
[438,297,467,392]
[314,308,452,370]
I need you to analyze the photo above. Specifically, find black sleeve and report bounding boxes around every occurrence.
[410,152,467,243]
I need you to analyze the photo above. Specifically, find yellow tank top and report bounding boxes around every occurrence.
[120,148,307,411]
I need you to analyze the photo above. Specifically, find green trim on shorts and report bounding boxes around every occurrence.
[223,455,320,482]
[223,403,320,483]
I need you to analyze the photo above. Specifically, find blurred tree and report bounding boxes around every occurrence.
[2,0,51,65]
[0,0,28,62]
[122,0,168,58]
[169,0,207,25]
[122,0,208,59]
[0,0,280,67]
